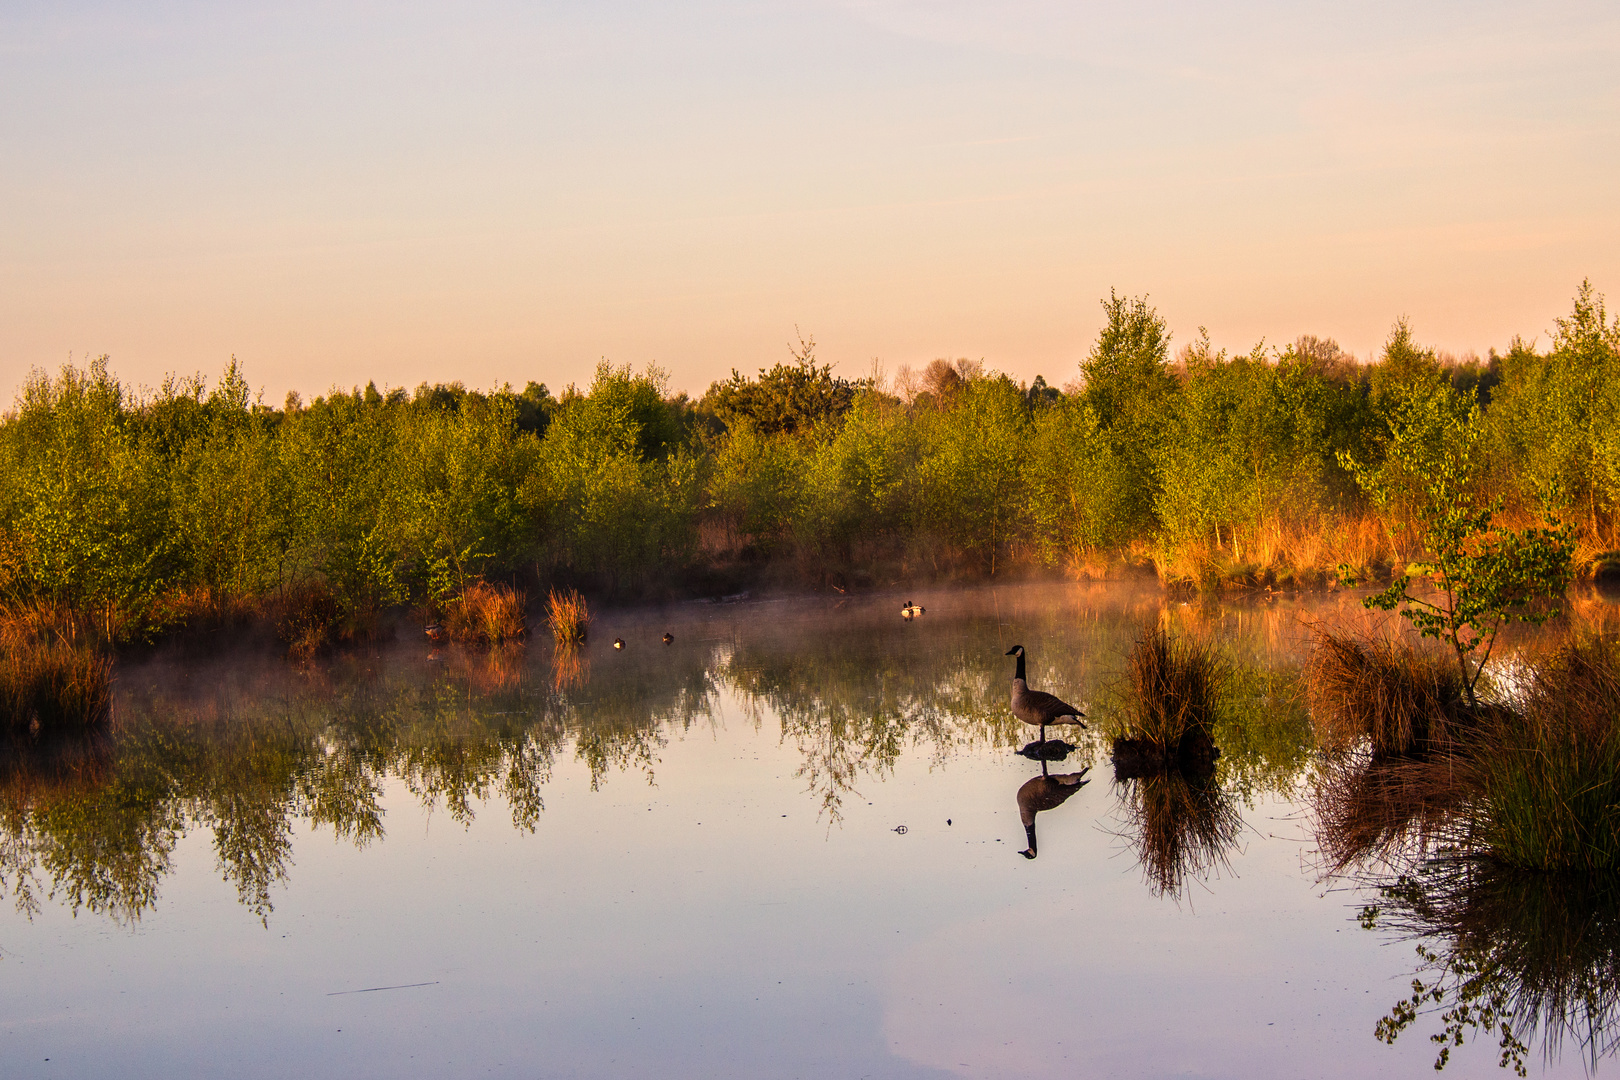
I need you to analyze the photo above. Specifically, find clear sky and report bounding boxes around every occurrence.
[3,0,1616,402]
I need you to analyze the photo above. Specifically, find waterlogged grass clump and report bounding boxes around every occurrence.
[444,582,526,644]
[545,588,589,645]
[1312,633,1620,875]
[1306,632,1471,757]
[1113,628,1225,775]
[0,626,112,736]
[1462,638,1620,872]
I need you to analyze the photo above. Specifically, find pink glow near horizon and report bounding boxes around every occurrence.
[2,1,1616,403]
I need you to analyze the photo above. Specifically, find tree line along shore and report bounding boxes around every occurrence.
[1,282,1616,668]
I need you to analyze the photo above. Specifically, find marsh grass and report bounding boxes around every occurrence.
[0,637,113,735]
[545,588,590,645]
[1113,628,1226,773]
[1306,631,1471,756]
[1314,634,1620,876]
[444,582,527,644]
[272,583,388,660]
[1455,637,1620,872]
[274,583,344,661]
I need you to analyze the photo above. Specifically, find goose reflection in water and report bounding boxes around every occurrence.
[1016,760,1091,859]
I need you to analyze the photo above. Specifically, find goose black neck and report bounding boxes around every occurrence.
[1013,652,1026,682]
[1024,823,1037,855]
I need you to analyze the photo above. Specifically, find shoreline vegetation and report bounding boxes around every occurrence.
[0,283,1616,688]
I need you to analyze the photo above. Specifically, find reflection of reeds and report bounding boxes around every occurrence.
[550,644,589,691]
[464,642,526,693]
[1312,749,1467,874]
[1369,859,1620,1072]
[545,588,589,645]
[445,582,527,644]
[1119,769,1242,898]
[1306,631,1468,755]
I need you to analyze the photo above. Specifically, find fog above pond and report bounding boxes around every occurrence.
[1,584,1614,1079]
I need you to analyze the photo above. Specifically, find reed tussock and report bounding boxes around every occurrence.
[1113,628,1226,774]
[545,588,589,645]
[1457,637,1620,872]
[1314,635,1620,875]
[1306,631,1470,756]
[444,582,527,644]
[0,639,113,735]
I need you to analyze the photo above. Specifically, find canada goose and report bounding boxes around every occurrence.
[1017,767,1091,858]
[613,638,625,650]
[1005,645,1086,745]
[424,623,446,643]
[901,601,925,619]
[662,632,674,645]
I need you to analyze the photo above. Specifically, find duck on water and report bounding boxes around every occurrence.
[1005,645,1086,746]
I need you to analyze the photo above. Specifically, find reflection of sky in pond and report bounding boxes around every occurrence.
[0,584,1608,1078]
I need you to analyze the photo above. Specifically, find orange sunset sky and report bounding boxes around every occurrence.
[3,0,1617,402]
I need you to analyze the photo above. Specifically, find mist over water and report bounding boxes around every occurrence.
[1,584,1611,1078]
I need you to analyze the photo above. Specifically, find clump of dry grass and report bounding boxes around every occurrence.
[1306,631,1470,756]
[0,637,113,736]
[444,582,527,644]
[1313,635,1620,876]
[1113,628,1226,775]
[1457,637,1620,872]
[545,588,589,645]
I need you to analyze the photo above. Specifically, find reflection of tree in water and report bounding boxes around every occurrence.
[0,639,713,925]
[0,585,1330,924]
[1364,860,1620,1075]
[719,627,1023,823]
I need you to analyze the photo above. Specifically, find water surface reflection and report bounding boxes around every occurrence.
[3,584,1610,1079]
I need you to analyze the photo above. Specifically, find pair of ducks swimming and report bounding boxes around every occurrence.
[1007,643,1089,859]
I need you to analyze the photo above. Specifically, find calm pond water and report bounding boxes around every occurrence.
[2,583,1615,1079]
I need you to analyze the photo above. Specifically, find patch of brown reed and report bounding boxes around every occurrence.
[0,599,109,650]
[1305,631,1470,756]
[1123,628,1226,755]
[151,586,259,635]
[545,587,589,645]
[0,638,113,736]
[444,582,527,644]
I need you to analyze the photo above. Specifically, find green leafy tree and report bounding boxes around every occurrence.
[1079,291,1177,533]
[702,332,859,440]
[914,374,1029,574]
[1348,402,1574,707]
